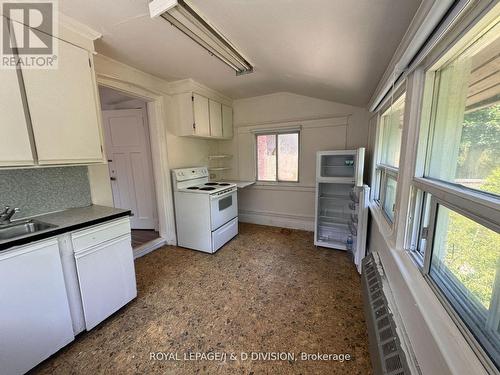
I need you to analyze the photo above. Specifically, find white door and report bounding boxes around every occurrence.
[102,109,158,229]
[21,35,103,164]
[0,239,74,375]
[222,104,233,139]
[0,66,34,166]
[192,93,210,136]
[74,234,137,330]
[209,99,223,137]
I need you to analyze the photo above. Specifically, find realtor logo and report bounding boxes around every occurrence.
[1,0,58,68]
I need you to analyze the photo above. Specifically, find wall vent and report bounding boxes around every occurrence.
[362,254,411,375]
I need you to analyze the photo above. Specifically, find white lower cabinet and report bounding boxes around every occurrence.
[72,218,137,330]
[0,239,74,375]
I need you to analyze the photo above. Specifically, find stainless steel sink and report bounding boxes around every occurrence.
[0,220,56,241]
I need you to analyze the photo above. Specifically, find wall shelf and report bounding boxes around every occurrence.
[208,154,232,160]
[208,167,231,171]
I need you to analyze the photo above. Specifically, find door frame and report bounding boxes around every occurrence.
[95,75,176,246]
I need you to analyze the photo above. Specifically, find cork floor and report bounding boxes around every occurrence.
[32,223,372,375]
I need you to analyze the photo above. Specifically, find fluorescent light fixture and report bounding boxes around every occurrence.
[149,0,253,76]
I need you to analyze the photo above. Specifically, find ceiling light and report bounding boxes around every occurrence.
[149,0,253,76]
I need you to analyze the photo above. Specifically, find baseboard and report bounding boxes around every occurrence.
[133,237,167,259]
[239,209,314,231]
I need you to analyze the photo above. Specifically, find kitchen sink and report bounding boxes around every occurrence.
[0,220,56,241]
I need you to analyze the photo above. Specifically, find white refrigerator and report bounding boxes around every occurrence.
[314,148,370,273]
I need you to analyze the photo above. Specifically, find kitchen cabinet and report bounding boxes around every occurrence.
[0,67,34,167]
[209,99,223,137]
[222,104,233,139]
[0,239,74,375]
[22,37,104,165]
[72,218,136,330]
[192,93,210,137]
[172,91,233,139]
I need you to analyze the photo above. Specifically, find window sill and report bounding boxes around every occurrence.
[369,200,396,246]
[252,182,313,192]
[370,214,490,375]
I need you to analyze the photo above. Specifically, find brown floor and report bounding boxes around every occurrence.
[131,229,160,248]
[32,223,372,375]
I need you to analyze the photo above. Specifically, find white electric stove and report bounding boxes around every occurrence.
[171,167,238,253]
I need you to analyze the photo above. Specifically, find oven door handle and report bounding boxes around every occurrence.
[211,189,236,200]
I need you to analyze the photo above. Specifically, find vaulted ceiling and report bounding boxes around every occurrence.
[60,0,421,106]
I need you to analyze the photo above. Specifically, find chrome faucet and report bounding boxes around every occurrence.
[0,206,20,226]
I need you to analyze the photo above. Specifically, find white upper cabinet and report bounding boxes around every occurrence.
[0,68,34,167]
[192,93,210,137]
[22,37,103,165]
[209,99,223,137]
[172,91,233,139]
[222,104,233,139]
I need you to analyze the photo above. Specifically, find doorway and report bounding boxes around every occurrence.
[98,86,160,250]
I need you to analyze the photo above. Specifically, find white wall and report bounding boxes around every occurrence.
[88,55,216,206]
[215,92,370,230]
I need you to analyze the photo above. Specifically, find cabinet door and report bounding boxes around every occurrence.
[0,239,74,375]
[0,58,34,166]
[22,37,103,164]
[222,104,233,139]
[192,93,210,137]
[209,99,223,137]
[74,234,136,330]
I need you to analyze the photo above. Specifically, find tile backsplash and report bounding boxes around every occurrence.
[0,166,92,218]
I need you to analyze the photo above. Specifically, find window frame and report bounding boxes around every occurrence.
[404,15,500,371]
[255,130,300,183]
[373,91,407,224]
[414,190,500,371]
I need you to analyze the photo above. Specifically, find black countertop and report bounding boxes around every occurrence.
[0,205,131,251]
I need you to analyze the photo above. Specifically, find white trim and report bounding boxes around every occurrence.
[250,184,315,192]
[236,114,350,130]
[238,210,314,231]
[167,78,232,105]
[59,13,102,41]
[95,76,177,246]
[368,0,455,111]
[133,238,167,259]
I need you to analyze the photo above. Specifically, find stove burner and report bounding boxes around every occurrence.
[187,187,199,190]
[218,183,230,186]
[205,182,219,186]
[200,187,216,191]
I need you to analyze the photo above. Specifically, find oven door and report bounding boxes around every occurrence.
[210,189,238,230]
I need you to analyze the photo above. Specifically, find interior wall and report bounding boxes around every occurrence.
[88,55,215,207]
[216,92,370,230]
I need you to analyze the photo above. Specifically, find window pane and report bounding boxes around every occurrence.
[257,134,276,181]
[427,27,500,196]
[383,175,397,222]
[380,94,405,168]
[430,205,500,368]
[277,133,299,181]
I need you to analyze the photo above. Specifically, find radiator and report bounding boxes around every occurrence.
[362,253,412,375]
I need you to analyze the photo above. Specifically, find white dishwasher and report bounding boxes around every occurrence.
[72,217,137,330]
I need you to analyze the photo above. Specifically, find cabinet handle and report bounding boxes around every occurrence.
[110,177,116,181]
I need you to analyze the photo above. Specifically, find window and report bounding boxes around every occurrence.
[256,132,299,182]
[424,29,500,196]
[429,203,499,368]
[408,16,500,371]
[375,93,406,222]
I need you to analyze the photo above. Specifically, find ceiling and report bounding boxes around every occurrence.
[60,0,421,106]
